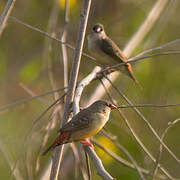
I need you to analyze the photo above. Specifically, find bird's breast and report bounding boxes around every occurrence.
[88,34,118,66]
[88,33,100,51]
[70,111,110,141]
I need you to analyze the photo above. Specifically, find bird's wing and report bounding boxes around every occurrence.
[101,37,142,88]
[101,37,127,63]
[60,109,90,132]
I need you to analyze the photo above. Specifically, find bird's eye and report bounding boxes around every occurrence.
[106,103,110,107]
[93,26,102,33]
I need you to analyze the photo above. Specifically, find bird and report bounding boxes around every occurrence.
[42,100,117,155]
[88,23,142,88]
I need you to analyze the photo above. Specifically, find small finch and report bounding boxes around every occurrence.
[88,23,141,88]
[42,100,117,155]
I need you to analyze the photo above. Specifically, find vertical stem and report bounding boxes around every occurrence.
[0,0,16,36]
[61,0,69,91]
[50,0,92,179]
[84,149,91,180]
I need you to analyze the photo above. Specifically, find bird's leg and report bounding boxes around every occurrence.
[104,65,116,74]
[80,139,94,149]
[104,65,111,73]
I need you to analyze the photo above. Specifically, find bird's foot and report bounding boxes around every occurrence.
[80,139,94,149]
[104,65,111,73]
[104,65,116,74]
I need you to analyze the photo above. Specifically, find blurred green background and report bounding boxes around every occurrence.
[0,0,180,179]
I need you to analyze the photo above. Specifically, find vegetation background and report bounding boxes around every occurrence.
[0,0,180,179]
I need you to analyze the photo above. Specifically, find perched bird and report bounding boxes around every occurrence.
[42,100,117,155]
[88,23,141,88]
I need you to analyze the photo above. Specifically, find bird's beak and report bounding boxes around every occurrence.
[110,104,117,110]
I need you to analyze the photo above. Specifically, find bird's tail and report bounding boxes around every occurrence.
[42,144,54,156]
[126,64,143,90]
[133,78,143,90]
[42,131,70,156]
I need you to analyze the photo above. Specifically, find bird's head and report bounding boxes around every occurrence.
[91,24,106,38]
[89,100,117,113]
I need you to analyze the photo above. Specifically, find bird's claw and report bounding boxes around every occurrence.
[104,65,111,73]
[80,140,94,149]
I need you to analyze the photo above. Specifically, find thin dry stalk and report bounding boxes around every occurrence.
[91,138,166,179]
[100,51,180,74]
[42,0,59,70]
[104,76,180,165]
[101,130,146,180]
[0,139,23,180]
[134,38,180,58]
[117,103,180,109]
[151,118,180,180]
[17,83,55,174]
[71,144,89,180]
[0,0,16,36]
[42,4,63,168]
[41,7,65,176]
[19,82,50,105]
[50,1,92,179]
[124,0,170,55]
[36,116,53,172]
[0,87,66,113]
[99,79,145,180]
[17,82,63,175]
[61,0,69,91]
[84,149,91,180]
[10,93,66,178]
[47,43,63,126]
[73,67,102,179]
[9,16,97,64]
[83,146,115,180]
[102,76,175,179]
[36,105,63,173]
[70,143,80,179]
[73,67,115,180]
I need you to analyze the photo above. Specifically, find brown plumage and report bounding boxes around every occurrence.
[88,23,142,89]
[42,100,117,155]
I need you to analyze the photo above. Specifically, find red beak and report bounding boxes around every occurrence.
[110,104,117,110]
